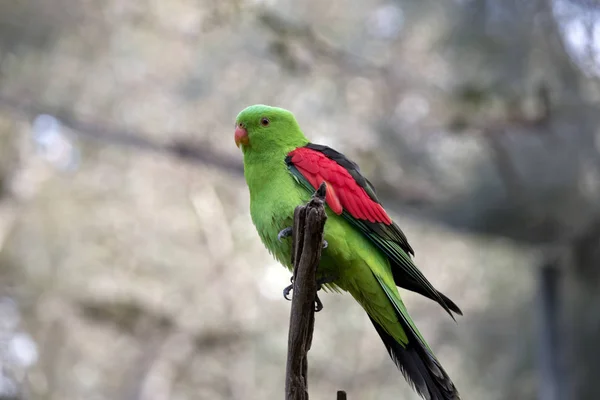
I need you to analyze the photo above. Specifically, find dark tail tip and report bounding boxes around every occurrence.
[438,291,463,316]
[369,317,460,400]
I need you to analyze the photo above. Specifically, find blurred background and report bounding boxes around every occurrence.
[0,0,599,399]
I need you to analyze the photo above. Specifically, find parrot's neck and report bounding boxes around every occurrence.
[243,149,291,201]
[242,147,312,271]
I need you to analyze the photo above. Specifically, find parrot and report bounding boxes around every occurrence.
[234,104,461,400]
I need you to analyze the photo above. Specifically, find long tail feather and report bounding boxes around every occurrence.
[371,273,460,400]
[369,316,460,400]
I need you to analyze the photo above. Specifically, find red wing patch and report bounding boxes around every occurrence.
[288,147,392,224]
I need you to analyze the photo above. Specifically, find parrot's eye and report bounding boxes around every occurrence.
[260,117,270,126]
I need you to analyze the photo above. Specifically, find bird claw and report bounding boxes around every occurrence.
[314,294,323,312]
[278,227,327,249]
[313,277,333,312]
[282,274,332,312]
[283,283,293,300]
[283,284,323,312]
[278,227,293,242]
[283,276,294,300]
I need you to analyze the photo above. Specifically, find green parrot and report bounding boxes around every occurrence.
[235,104,461,400]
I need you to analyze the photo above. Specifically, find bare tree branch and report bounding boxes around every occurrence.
[285,183,328,400]
[0,95,244,176]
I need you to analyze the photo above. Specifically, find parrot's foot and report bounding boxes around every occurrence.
[277,226,328,248]
[314,294,323,312]
[282,275,337,312]
[283,286,323,312]
[313,275,336,311]
[277,227,293,242]
[283,276,294,300]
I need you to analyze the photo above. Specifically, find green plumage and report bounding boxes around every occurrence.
[236,104,460,400]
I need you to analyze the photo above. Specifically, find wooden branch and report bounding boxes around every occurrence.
[285,183,327,400]
[0,95,244,176]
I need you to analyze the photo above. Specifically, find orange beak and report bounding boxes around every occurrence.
[235,125,249,148]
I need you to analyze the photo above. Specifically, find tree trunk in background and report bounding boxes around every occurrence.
[424,2,600,399]
[565,220,600,400]
[538,263,563,400]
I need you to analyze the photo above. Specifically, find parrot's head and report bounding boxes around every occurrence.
[234,104,309,155]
